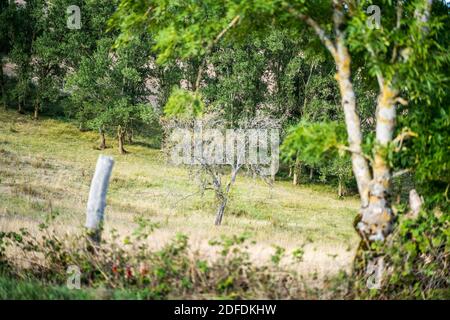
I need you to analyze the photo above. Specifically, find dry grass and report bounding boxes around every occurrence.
[0,109,360,283]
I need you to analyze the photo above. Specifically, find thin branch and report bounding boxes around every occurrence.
[144,6,154,18]
[225,163,242,194]
[390,1,403,63]
[393,129,418,152]
[393,129,418,144]
[392,169,411,178]
[194,15,241,91]
[338,145,373,162]
[172,189,206,207]
[332,0,345,37]
[395,97,408,106]
[285,5,337,57]
[302,61,317,110]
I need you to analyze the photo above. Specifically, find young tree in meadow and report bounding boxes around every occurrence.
[163,99,280,225]
[66,38,155,153]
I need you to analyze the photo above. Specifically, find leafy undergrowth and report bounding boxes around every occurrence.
[1,211,448,300]
[351,207,450,300]
[0,218,344,300]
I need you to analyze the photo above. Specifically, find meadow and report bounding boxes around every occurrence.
[0,109,360,290]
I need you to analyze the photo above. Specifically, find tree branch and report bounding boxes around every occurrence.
[194,15,241,91]
[338,145,372,162]
[285,5,337,57]
[392,169,411,178]
[392,129,418,152]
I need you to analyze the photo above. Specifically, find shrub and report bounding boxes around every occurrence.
[351,207,449,299]
[0,222,314,299]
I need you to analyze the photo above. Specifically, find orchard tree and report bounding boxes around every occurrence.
[66,37,155,153]
[163,103,280,225]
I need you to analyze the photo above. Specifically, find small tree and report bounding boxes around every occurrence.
[163,93,280,225]
[66,37,155,153]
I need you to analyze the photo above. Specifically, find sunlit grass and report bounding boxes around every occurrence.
[0,109,360,278]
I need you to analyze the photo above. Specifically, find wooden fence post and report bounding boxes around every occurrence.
[85,155,114,245]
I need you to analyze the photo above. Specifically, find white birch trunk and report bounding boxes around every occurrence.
[357,0,433,241]
[334,41,372,207]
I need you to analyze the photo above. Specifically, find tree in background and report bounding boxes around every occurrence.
[25,0,68,119]
[66,37,155,153]
[1,0,119,117]
[0,0,20,110]
[9,4,33,115]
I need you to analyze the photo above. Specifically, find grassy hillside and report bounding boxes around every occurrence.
[0,109,360,280]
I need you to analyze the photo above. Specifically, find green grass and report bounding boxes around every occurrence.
[0,275,94,300]
[0,274,179,300]
[0,109,361,281]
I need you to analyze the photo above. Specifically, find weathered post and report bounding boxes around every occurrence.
[85,155,114,245]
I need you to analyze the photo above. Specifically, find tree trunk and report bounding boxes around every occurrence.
[214,199,227,226]
[117,125,127,154]
[126,128,133,144]
[357,84,396,241]
[293,158,301,185]
[309,167,314,181]
[334,42,372,208]
[213,164,240,225]
[338,178,343,198]
[99,128,106,150]
[18,98,23,114]
[0,59,6,110]
[17,78,26,114]
[33,99,39,120]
